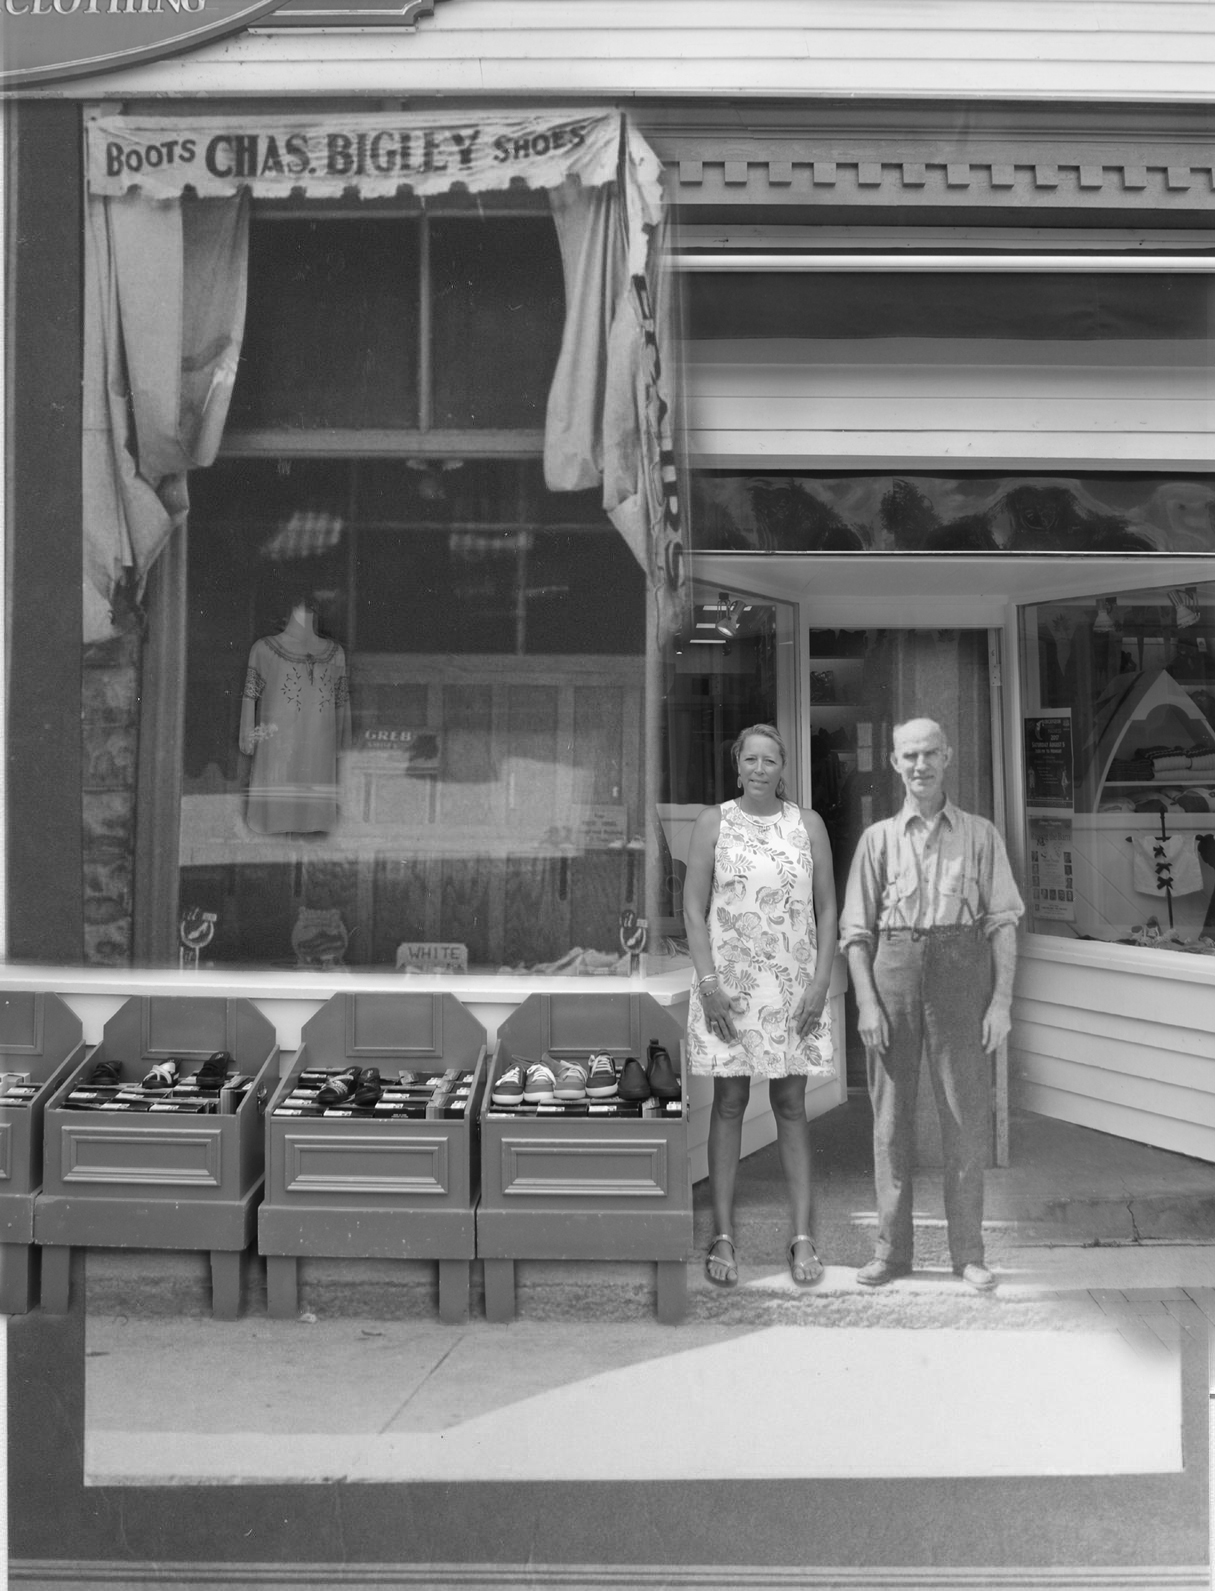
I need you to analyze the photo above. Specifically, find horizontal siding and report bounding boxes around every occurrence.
[1012,950,1215,1162]
[685,337,1215,470]
[1018,1079,1215,1161]
[45,0,1215,101]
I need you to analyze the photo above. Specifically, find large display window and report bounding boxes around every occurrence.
[1020,579,1215,952]
[168,202,651,974]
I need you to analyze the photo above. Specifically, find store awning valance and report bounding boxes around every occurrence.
[86,108,660,231]
[82,108,685,646]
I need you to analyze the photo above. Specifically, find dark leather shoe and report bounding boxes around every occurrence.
[955,1262,997,1292]
[856,1257,911,1287]
[317,1067,361,1105]
[353,1068,383,1107]
[617,1056,651,1101]
[647,1040,680,1100]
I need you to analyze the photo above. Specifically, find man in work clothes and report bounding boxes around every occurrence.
[840,717,1024,1292]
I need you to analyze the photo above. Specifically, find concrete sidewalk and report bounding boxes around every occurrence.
[79,1098,1213,1489]
[83,1308,1186,1487]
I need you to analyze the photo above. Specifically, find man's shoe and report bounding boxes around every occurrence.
[553,1059,588,1101]
[316,1067,360,1105]
[955,1262,997,1292]
[617,1056,651,1101]
[647,1040,681,1100]
[523,1062,557,1103]
[856,1258,911,1287]
[353,1068,383,1107]
[491,1063,526,1106]
[585,1053,618,1098]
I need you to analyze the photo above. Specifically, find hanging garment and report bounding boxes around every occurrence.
[1132,833,1205,898]
[239,634,351,834]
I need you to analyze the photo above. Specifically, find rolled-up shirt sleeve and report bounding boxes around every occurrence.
[839,827,884,952]
[977,822,1025,937]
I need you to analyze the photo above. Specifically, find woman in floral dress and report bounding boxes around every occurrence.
[683,724,837,1288]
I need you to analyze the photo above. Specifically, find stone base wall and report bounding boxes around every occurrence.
[81,630,140,966]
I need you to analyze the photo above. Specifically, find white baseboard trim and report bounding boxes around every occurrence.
[9,1561,1208,1590]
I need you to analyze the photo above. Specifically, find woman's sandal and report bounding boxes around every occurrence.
[788,1234,824,1287]
[705,1233,739,1288]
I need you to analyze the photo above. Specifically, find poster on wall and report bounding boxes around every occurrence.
[1028,816,1076,922]
[1024,709,1074,811]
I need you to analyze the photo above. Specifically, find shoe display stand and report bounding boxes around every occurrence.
[35,997,277,1320]
[258,992,488,1325]
[0,993,87,1314]
[477,993,691,1325]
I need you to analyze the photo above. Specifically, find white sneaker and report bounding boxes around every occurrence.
[585,1052,618,1098]
[523,1062,557,1103]
[491,1063,526,1106]
[553,1059,588,1100]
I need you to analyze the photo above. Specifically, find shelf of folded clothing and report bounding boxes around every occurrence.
[0,993,86,1314]
[477,992,692,1326]
[258,991,488,1325]
[35,996,277,1319]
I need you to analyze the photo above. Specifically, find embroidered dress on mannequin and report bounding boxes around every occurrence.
[687,800,834,1079]
[239,606,351,834]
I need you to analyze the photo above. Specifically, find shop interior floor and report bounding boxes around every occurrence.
[82,1311,1182,1487]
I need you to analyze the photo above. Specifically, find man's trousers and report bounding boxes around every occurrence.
[867,925,993,1269]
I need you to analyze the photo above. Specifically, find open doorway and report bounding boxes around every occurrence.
[808,625,998,1086]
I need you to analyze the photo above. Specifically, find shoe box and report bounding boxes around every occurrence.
[37,996,278,1258]
[478,992,692,1264]
[259,991,489,1292]
[0,993,88,1313]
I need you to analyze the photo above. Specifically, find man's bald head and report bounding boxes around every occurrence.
[892,718,950,755]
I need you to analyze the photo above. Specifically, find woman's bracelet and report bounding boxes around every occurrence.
[695,972,720,992]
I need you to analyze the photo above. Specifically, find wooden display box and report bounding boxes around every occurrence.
[258,992,488,1325]
[477,993,691,1325]
[0,993,86,1314]
[36,996,277,1320]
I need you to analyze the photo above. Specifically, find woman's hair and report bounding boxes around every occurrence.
[730,722,789,799]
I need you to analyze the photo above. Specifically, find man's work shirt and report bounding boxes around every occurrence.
[839,798,1025,951]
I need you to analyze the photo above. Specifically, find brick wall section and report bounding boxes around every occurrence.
[81,631,141,965]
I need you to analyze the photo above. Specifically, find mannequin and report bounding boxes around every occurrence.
[239,597,351,835]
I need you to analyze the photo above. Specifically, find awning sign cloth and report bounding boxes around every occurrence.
[86,108,653,204]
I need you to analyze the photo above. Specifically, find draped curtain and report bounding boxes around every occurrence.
[82,190,249,642]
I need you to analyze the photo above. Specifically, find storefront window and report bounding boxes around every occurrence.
[1020,581,1215,952]
[180,458,645,972]
[171,204,645,974]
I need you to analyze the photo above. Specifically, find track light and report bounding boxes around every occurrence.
[714,591,745,640]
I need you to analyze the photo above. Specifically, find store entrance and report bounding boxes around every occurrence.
[808,626,999,1086]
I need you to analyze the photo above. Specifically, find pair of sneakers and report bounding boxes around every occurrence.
[491,1052,618,1106]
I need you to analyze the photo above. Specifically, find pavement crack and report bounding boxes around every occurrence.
[1126,1198,1143,1244]
[376,1334,464,1434]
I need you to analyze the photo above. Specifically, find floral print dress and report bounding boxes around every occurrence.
[687,800,834,1079]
